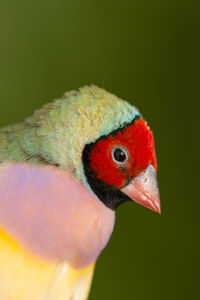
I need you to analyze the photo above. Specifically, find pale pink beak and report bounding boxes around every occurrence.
[121,165,161,213]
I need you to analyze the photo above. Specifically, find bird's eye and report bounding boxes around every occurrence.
[112,146,129,164]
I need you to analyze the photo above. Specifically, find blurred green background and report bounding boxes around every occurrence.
[0,0,199,299]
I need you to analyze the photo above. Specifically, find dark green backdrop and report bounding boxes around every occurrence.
[0,0,199,299]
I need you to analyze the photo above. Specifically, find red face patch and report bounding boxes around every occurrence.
[89,118,157,188]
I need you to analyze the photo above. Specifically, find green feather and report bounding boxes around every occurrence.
[0,85,141,182]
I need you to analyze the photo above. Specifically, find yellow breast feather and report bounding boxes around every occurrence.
[0,227,95,300]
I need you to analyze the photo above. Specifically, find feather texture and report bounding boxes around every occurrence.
[0,227,95,299]
[0,86,140,183]
[0,86,145,299]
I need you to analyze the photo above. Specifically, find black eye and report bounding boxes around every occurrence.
[112,146,129,164]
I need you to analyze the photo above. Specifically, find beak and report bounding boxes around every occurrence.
[121,165,161,213]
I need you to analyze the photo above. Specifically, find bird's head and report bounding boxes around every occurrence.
[24,85,160,213]
[82,116,160,212]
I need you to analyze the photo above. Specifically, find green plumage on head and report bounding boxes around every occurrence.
[0,85,140,181]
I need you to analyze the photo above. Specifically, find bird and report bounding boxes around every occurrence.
[0,85,160,300]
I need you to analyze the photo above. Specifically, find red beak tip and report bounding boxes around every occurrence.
[156,207,161,214]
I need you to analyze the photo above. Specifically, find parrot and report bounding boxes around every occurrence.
[0,85,160,300]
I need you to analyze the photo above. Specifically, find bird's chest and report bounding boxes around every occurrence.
[0,163,115,268]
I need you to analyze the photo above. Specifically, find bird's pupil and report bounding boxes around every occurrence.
[114,148,126,162]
